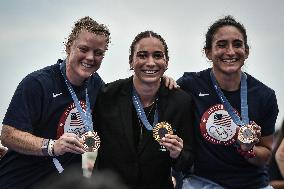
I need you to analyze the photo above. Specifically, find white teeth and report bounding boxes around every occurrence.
[144,70,157,74]
[223,58,237,63]
[81,62,92,68]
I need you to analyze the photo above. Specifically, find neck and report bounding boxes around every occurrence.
[133,76,160,107]
[65,60,84,86]
[212,68,242,91]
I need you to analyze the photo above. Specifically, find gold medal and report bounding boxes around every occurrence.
[153,122,173,142]
[238,124,256,144]
[81,131,101,152]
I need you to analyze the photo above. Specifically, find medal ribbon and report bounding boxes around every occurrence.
[132,87,158,130]
[210,70,249,127]
[60,61,94,132]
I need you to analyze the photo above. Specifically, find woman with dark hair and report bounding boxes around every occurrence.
[94,31,195,189]
[178,15,279,189]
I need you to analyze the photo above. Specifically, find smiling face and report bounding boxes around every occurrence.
[205,26,249,76]
[130,37,168,86]
[66,30,107,86]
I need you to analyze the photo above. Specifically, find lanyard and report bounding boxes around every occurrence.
[210,70,249,127]
[60,61,93,132]
[132,87,158,130]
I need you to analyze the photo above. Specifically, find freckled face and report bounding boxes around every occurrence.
[66,30,107,85]
[131,37,168,85]
[206,26,249,76]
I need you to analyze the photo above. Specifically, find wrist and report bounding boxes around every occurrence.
[41,139,49,156]
[48,139,56,157]
[41,139,56,156]
[237,146,256,159]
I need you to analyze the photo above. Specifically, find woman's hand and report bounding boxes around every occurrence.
[237,121,261,151]
[160,134,183,159]
[163,75,179,90]
[53,133,85,156]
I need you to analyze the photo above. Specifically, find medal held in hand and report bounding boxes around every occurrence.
[153,122,173,142]
[238,124,256,144]
[81,131,101,152]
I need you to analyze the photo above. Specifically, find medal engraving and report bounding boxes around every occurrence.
[153,122,173,142]
[81,131,100,152]
[238,124,256,144]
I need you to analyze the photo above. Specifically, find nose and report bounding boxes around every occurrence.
[226,45,235,56]
[147,56,155,66]
[86,51,95,61]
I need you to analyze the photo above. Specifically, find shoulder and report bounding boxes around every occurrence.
[160,80,193,105]
[247,73,278,117]
[25,61,60,85]
[100,77,132,96]
[170,88,194,109]
[246,73,276,97]
[18,62,60,92]
[88,72,104,92]
[89,72,104,85]
[178,69,210,83]
[177,68,212,94]
[169,88,193,102]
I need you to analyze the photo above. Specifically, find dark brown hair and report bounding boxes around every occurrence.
[204,15,249,51]
[129,30,169,64]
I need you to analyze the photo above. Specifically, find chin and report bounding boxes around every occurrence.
[142,78,161,84]
[222,69,241,75]
[79,71,93,80]
[220,64,242,72]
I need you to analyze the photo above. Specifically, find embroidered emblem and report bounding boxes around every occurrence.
[200,104,237,145]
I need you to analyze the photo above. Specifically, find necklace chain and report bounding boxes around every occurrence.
[137,101,156,139]
[139,101,155,123]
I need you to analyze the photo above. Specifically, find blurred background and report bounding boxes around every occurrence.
[0,0,283,134]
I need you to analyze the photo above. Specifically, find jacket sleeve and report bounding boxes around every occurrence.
[172,91,195,175]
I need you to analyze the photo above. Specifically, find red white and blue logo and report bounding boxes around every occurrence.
[200,104,237,145]
[57,101,87,139]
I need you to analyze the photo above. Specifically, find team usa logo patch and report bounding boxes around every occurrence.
[57,101,87,138]
[200,104,237,145]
